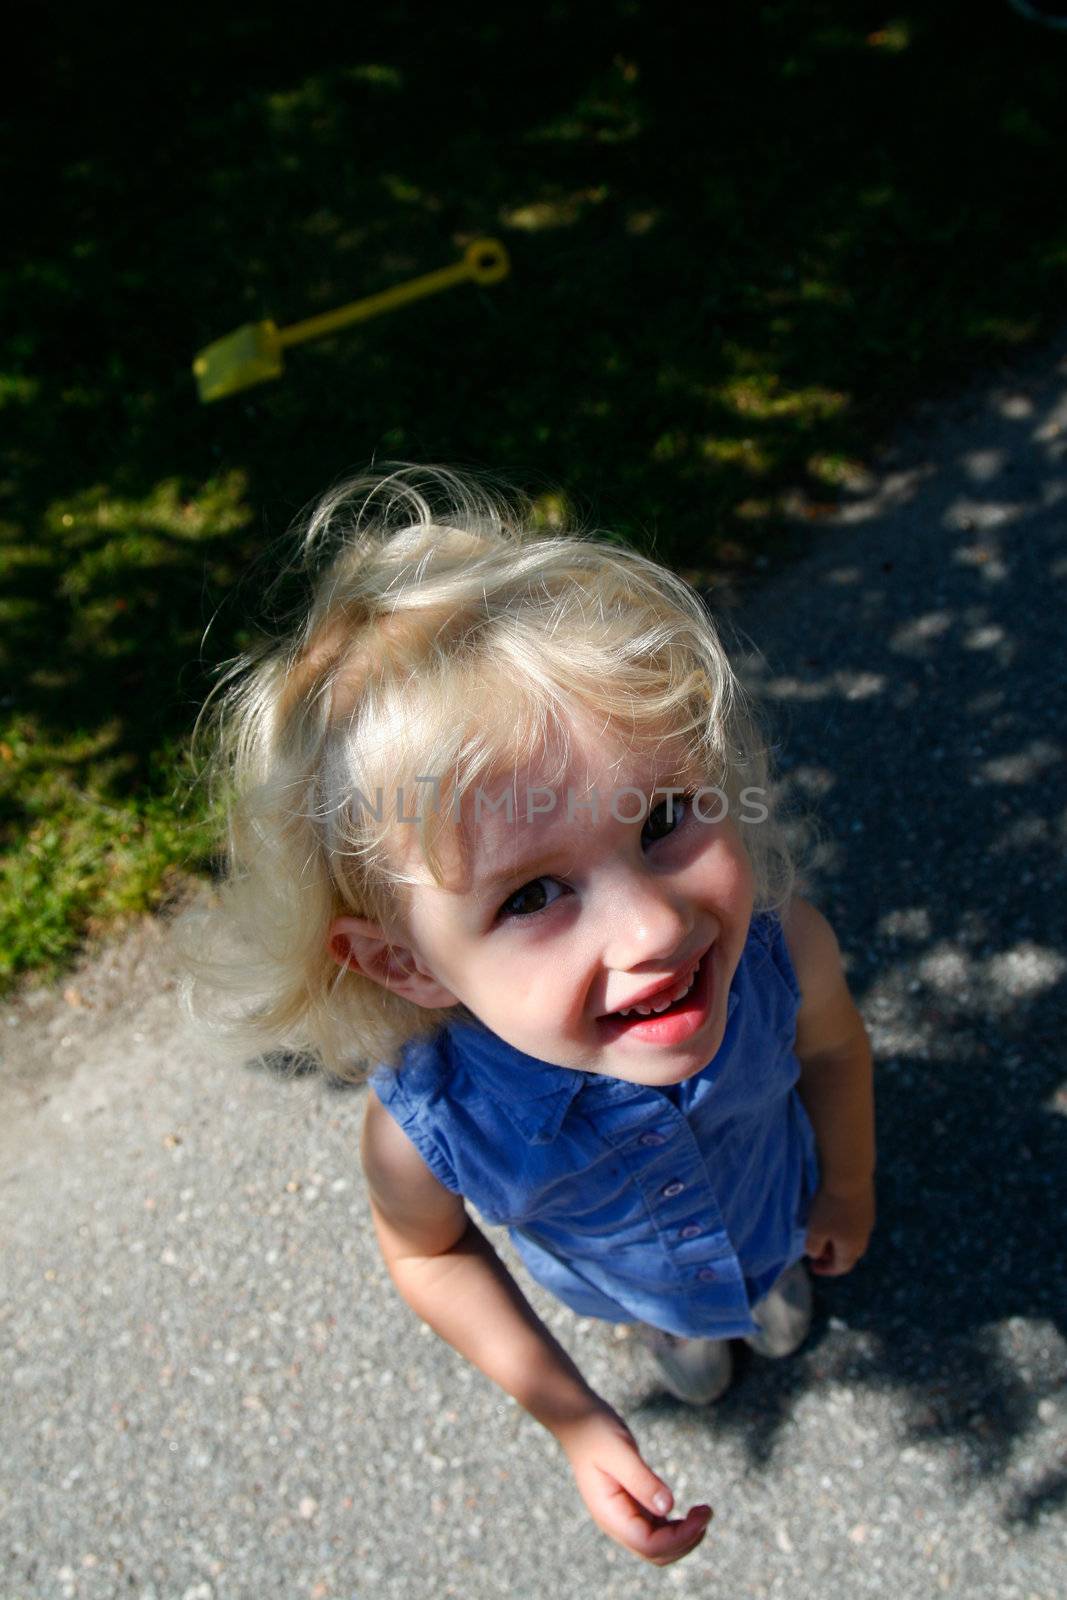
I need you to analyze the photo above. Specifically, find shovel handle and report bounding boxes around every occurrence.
[276,238,509,350]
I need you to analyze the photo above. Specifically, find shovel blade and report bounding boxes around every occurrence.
[192,320,283,402]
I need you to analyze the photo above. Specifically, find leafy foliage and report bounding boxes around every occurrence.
[2,0,1066,985]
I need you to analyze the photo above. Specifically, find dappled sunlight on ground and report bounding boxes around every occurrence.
[713,335,1067,1533]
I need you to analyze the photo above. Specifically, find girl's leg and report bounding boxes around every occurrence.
[742,1260,813,1358]
[634,1325,734,1404]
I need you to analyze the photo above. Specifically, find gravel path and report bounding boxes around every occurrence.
[3,337,1066,1599]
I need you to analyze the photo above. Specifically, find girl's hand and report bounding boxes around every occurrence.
[805,1178,876,1276]
[556,1404,713,1565]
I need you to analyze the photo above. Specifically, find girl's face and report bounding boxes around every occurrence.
[391,733,755,1088]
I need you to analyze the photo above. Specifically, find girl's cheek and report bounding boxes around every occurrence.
[720,833,755,900]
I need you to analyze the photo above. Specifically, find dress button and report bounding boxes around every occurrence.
[640,1132,666,1147]
[697,1267,717,1282]
[680,1223,701,1239]
[661,1180,685,1198]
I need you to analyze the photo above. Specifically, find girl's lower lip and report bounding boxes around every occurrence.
[597,947,715,1047]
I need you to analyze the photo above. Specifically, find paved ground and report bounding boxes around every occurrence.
[3,335,1066,1599]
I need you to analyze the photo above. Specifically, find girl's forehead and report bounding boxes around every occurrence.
[463,719,696,814]
[520,730,687,793]
[394,725,700,894]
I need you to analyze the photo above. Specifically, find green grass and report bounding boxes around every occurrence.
[3,0,1067,988]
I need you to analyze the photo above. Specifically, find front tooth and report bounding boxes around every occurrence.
[619,967,698,1019]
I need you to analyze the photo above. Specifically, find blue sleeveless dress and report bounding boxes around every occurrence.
[369,911,819,1338]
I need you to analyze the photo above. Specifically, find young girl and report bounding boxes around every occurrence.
[193,465,875,1569]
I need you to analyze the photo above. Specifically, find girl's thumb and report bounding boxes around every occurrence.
[607,1446,675,1516]
[650,1484,674,1516]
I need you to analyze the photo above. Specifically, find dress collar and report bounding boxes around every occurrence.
[447,985,742,1145]
[447,1021,588,1144]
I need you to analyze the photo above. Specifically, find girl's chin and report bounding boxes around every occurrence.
[644,1024,727,1083]
[604,987,732,1083]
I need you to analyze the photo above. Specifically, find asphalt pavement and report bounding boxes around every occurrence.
[3,333,1066,1599]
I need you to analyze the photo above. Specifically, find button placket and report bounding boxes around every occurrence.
[629,1103,721,1224]
[613,1089,746,1313]
[646,1128,742,1300]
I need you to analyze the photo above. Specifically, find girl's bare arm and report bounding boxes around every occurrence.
[783,900,876,1273]
[360,1089,713,1564]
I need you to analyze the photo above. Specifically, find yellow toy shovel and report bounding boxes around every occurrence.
[192,237,510,403]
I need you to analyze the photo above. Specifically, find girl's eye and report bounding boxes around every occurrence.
[642,792,691,846]
[498,877,563,920]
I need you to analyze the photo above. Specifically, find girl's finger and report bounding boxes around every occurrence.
[593,1438,676,1522]
[610,1496,712,1554]
[643,1504,714,1564]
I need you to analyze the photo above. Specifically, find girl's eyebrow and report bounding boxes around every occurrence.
[471,847,561,897]
[469,816,585,897]
[469,773,689,896]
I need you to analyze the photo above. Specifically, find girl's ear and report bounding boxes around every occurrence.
[327,915,458,1010]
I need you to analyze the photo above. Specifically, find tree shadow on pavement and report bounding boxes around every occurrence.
[633,341,1067,1528]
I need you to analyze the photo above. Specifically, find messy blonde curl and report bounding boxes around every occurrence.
[183,464,794,1081]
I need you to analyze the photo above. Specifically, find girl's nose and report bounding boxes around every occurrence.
[601,875,695,971]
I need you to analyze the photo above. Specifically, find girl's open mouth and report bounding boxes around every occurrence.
[597,945,715,1047]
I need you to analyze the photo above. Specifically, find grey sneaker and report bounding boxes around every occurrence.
[637,1325,734,1404]
[743,1260,813,1358]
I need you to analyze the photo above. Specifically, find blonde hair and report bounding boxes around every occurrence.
[184,464,794,1080]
